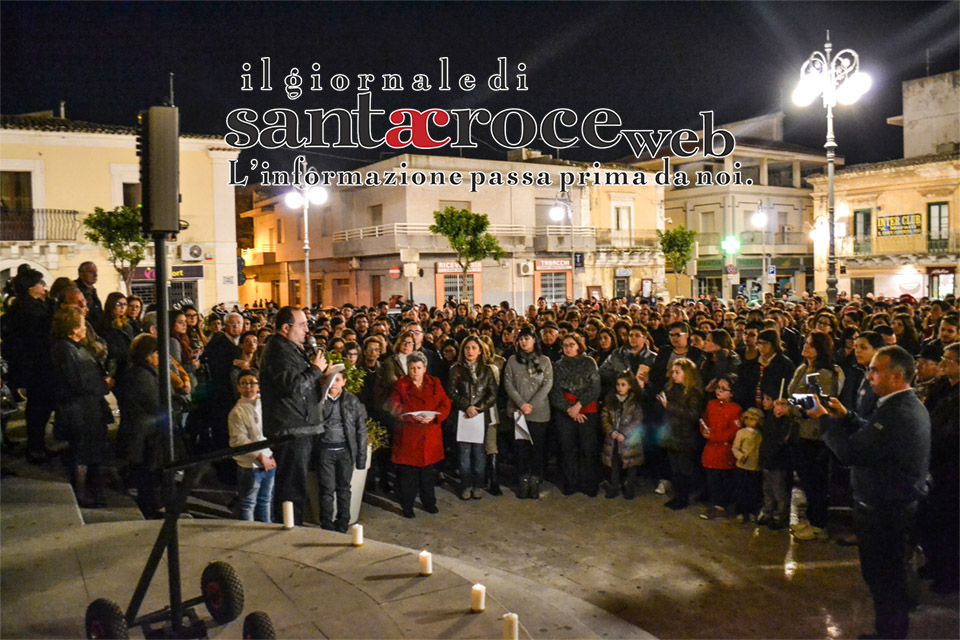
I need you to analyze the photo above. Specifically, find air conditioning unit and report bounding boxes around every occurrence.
[518,261,534,277]
[180,243,203,261]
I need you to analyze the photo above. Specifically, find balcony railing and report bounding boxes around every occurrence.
[739,231,810,245]
[332,223,530,242]
[533,225,596,237]
[0,208,80,242]
[838,231,960,257]
[595,229,659,249]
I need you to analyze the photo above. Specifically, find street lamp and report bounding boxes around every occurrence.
[793,31,871,306]
[752,207,771,297]
[284,158,328,311]
[550,190,576,302]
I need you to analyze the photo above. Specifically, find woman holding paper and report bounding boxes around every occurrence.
[389,351,451,518]
[504,326,553,499]
[549,333,602,496]
[446,336,498,500]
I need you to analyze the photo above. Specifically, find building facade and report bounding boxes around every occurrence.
[239,153,665,309]
[631,113,833,300]
[808,70,960,300]
[0,114,240,309]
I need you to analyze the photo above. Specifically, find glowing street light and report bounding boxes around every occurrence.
[794,31,870,305]
[285,157,328,310]
[551,190,576,301]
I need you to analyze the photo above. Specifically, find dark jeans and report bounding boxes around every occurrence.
[25,381,53,454]
[317,447,353,527]
[458,442,485,490]
[793,439,830,528]
[515,420,548,479]
[854,501,916,639]
[555,412,600,494]
[273,436,314,526]
[735,468,762,516]
[667,449,696,503]
[397,463,437,514]
[705,468,733,507]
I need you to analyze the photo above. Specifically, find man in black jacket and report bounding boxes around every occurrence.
[810,346,931,640]
[260,306,328,525]
[648,322,705,396]
[74,261,103,329]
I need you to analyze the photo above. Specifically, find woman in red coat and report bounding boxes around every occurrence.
[699,374,743,520]
[389,351,451,518]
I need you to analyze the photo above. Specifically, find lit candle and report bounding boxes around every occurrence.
[419,550,433,576]
[351,524,363,546]
[282,501,294,529]
[502,613,519,640]
[470,584,486,612]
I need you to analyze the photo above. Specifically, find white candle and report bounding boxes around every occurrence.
[351,524,363,546]
[282,501,294,529]
[502,613,519,640]
[470,583,486,612]
[419,550,433,576]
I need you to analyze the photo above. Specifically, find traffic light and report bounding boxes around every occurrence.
[136,106,180,235]
[721,235,741,255]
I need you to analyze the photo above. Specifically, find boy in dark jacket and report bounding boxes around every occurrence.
[316,366,368,532]
[758,390,794,529]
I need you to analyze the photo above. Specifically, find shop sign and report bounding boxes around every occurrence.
[615,268,632,277]
[436,261,481,274]
[877,214,921,237]
[535,258,572,270]
[928,266,956,275]
[133,265,204,280]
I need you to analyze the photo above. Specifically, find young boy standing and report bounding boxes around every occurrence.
[317,366,369,532]
[228,373,276,523]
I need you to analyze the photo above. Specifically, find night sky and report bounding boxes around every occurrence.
[2,1,958,178]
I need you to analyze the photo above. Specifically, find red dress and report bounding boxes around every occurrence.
[389,375,451,467]
[700,399,742,469]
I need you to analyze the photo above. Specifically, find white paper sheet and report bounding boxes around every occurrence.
[514,411,532,442]
[457,411,485,443]
[401,411,440,419]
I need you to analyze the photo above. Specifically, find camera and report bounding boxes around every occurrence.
[805,372,823,396]
[787,394,818,411]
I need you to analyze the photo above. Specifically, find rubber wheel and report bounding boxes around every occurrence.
[201,561,244,624]
[243,611,276,639]
[86,598,129,639]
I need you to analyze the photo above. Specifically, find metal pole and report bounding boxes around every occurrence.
[569,204,576,302]
[825,100,838,306]
[153,231,182,632]
[303,198,310,311]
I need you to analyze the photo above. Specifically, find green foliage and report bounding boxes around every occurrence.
[366,419,388,453]
[657,225,698,291]
[429,206,506,301]
[82,206,149,294]
[324,351,365,395]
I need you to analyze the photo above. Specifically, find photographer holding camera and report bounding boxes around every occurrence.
[806,345,930,640]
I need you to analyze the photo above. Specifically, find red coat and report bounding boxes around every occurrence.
[389,375,451,467]
[700,399,742,469]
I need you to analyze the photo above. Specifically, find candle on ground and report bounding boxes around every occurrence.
[419,550,433,576]
[502,613,519,640]
[471,584,486,612]
[351,523,363,546]
[282,501,294,529]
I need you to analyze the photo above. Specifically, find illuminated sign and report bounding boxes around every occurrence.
[535,259,572,270]
[133,265,204,280]
[435,261,482,274]
[877,214,921,237]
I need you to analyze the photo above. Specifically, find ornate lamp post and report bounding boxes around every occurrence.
[284,157,328,311]
[752,206,771,298]
[793,31,871,306]
[550,190,576,302]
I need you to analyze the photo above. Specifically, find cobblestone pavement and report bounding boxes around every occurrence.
[357,475,959,640]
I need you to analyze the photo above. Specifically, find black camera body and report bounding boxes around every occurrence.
[788,394,818,411]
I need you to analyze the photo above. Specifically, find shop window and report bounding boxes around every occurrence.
[540,271,567,305]
[443,274,474,303]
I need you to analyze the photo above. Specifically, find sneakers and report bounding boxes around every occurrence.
[792,523,828,541]
[655,479,671,495]
[460,489,472,500]
[700,506,726,520]
[471,488,483,499]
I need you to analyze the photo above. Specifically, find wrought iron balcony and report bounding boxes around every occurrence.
[837,231,960,257]
[0,208,80,242]
[739,231,810,246]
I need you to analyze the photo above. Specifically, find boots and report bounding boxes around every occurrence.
[529,476,540,499]
[486,454,502,496]
[517,475,530,499]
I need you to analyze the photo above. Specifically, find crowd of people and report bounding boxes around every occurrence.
[2,260,958,638]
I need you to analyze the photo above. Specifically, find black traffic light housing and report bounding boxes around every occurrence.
[136,106,181,235]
